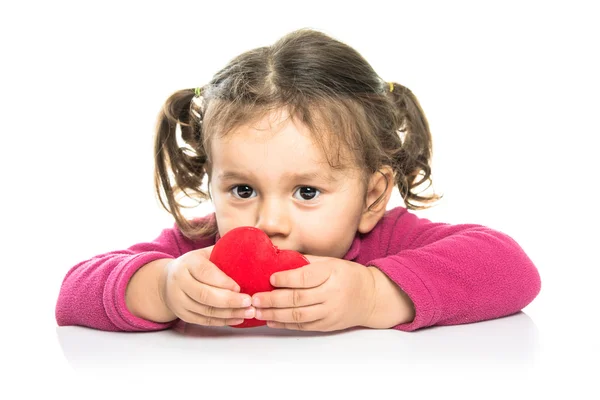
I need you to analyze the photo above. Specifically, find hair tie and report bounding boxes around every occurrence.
[191,88,206,121]
[389,82,394,92]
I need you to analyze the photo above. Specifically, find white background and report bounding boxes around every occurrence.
[1,0,598,397]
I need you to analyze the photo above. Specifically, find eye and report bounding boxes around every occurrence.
[230,185,256,199]
[293,186,320,201]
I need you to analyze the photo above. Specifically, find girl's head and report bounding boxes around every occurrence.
[155,28,442,256]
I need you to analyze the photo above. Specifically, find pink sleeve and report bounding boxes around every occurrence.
[364,208,541,331]
[55,221,214,332]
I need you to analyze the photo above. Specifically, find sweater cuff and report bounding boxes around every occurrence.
[367,255,439,331]
[104,252,178,331]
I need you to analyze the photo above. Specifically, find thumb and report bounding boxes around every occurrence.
[197,245,215,259]
[189,246,240,292]
[301,254,329,264]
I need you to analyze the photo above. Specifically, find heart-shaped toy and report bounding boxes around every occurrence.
[209,226,310,328]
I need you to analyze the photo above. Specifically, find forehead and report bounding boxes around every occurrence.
[211,110,327,168]
[208,108,364,185]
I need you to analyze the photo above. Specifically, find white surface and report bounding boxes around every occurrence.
[1,1,598,399]
[57,314,542,395]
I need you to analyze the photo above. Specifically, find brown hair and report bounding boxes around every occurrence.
[154,28,443,240]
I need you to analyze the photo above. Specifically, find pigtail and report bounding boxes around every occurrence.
[154,88,217,239]
[388,82,443,209]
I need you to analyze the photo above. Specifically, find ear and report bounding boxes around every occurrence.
[358,166,395,234]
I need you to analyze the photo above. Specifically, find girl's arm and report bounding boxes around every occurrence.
[55,220,213,332]
[358,207,541,331]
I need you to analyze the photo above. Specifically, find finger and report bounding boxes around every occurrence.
[179,289,255,319]
[270,263,330,288]
[255,304,326,324]
[266,319,328,331]
[252,286,326,308]
[181,277,252,309]
[178,307,245,327]
[187,251,240,292]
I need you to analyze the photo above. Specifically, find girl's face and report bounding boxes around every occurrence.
[209,109,368,258]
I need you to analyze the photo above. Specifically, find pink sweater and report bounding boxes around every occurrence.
[55,206,541,332]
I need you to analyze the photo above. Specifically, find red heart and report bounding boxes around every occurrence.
[209,226,309,328]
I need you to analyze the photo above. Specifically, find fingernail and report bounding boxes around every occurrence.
[242,297,251,307]
[252,296,260,307]
[244,308,255,318]
[255,310,263,320]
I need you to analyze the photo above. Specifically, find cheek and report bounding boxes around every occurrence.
[210,190,233,230]
[297,202,362,257]
[214,208,241,235]
[212,197,256,236]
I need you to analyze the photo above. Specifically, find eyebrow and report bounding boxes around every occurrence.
[217,170,337,183]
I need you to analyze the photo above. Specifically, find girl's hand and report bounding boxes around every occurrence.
[251,255,376,332]
[159,246,255,327]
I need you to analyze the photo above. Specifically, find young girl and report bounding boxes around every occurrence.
[55,28,541,332]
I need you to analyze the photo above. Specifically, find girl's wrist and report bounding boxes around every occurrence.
[365,267,415,328]
[126,258,177,323]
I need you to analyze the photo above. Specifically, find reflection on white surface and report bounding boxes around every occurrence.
[55,312,544,398]
[57,312,538,370]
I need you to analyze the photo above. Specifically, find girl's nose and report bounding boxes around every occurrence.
[255,196,291,238]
